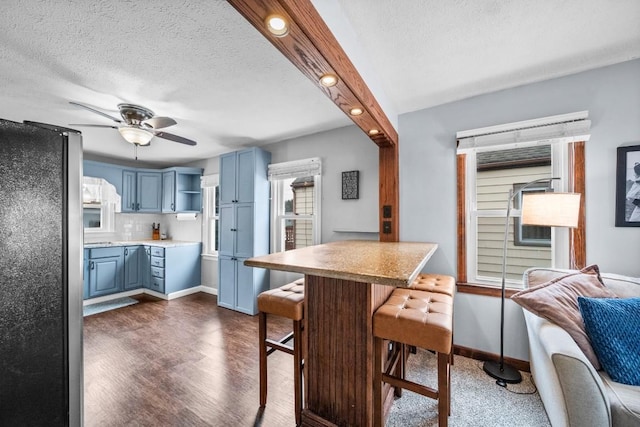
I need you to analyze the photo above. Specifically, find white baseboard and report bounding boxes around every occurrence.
[84,286,217,305]
[199,286,218,296]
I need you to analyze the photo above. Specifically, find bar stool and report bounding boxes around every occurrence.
[409,273,456,296]
[257,278,305,425]
[373,288,454,427]
[409,274,456,364]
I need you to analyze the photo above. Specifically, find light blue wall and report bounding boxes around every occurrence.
[400,59,640,359]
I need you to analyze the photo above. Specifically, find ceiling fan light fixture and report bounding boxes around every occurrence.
[118,125,153,146]
[265,14,289,37]
[319,73,339,87]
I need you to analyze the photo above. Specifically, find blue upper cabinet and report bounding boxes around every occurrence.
[122,170,137,212]
[84,161,201,213]
[137,172,162,212]
[162,167,203,213]
[122,170,161,213]
[162,170,176,213]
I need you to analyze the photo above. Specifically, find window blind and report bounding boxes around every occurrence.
[457,111,590,153]
[268,157,322,180]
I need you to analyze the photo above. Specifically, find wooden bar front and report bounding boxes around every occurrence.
[245,240,438,426]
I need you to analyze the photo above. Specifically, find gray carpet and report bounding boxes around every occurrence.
[386,350,550,427]
[83,297,139,317]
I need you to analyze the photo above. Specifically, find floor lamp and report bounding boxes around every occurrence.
[483,177,581,387]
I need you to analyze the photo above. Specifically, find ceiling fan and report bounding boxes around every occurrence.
[69,101,197,147]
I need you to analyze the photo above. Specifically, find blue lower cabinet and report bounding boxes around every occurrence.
[83,249,89,299]
[83,243,201,299]
[87,247,124,298]
[124,246,144,290]
[144,244,201,295]
[141,246,152,287]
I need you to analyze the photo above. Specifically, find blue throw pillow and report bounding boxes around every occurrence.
[578,297,640,386]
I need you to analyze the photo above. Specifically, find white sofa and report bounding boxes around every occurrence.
[522,267,640,427]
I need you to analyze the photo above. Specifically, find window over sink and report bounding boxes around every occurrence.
[83,177,120,234]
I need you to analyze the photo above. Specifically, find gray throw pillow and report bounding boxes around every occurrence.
[512,265,617,369]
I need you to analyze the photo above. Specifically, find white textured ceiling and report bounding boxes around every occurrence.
[1,0,638,166]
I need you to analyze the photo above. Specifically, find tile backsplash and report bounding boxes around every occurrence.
[84,213,202,243]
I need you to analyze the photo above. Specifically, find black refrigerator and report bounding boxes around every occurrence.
[0,118,83,426]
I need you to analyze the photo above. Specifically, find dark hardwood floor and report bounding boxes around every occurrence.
[84,293,296,426]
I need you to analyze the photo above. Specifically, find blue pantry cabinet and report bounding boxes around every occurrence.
[218,147,271,315]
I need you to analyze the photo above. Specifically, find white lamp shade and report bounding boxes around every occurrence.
[118,126,153,146]
[521,192,581,228]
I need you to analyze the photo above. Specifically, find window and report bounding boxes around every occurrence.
[473,146,553,285]
[201,174,219,258]
[269,158,321,252]
[457,112,589,291]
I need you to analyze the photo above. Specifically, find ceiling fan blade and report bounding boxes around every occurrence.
[69,101,123,123]
[142,116,177,129]
[68,123,118,129]
[154,131,197,146]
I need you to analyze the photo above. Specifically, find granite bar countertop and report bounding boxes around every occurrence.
[84,240,200,249]
[245,240,438,287]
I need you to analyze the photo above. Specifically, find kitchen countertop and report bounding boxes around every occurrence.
[245,240,438,287]
[84,240,201,249]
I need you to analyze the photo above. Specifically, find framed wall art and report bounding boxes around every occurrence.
[615,145,640,227]
[342,170,359,200]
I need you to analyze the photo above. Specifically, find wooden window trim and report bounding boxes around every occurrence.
[456,142,587,297]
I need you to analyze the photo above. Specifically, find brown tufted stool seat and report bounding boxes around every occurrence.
[373,288,454,427]
[257,278,305,425]
[409,273,456,297]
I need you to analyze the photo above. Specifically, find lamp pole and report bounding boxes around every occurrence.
[483,177,560,387]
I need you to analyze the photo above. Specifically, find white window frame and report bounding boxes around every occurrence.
[201,174,219,259]
[458,112,590,289]
[268,158,322,253]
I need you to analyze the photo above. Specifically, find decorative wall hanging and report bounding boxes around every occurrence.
[342,170,359,200]
[615,145,640,227]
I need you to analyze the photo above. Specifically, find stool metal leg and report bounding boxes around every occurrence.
[259,311,267,407]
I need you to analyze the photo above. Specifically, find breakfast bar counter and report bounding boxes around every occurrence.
[245,240,438,426]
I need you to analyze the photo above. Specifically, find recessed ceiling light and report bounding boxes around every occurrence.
[349,107,363,116]
[265,14,289,37]
[368,129,380,136]
[319,73,339,87]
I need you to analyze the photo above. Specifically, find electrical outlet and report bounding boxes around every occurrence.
[383,205,392,218]
[383,221,392,234]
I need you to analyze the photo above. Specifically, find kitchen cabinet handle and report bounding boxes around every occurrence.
[136,203,140,210]
[171,203,174,210]
[125,248,128,256]
[231,228,237,232]
[131,202,135,209]
[90,261,94,270]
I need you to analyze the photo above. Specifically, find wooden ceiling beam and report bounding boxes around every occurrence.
[227,0,398,147]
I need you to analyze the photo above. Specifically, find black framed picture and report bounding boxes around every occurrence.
[342,170,359,200]
[615,145,640,227]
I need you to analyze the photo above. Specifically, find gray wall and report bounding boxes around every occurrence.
[400,59,640,360]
